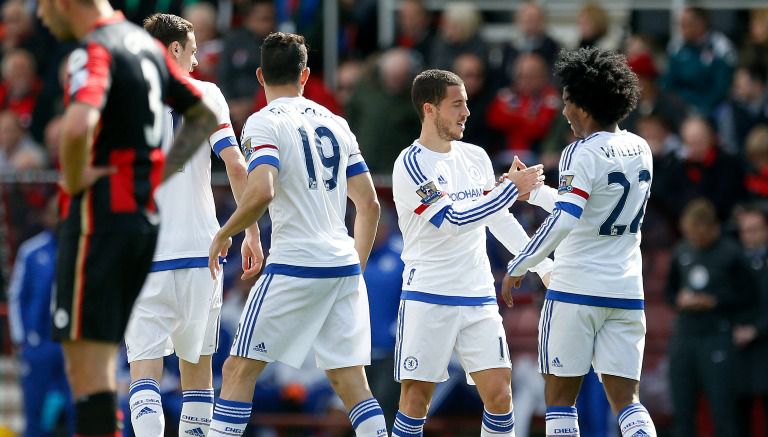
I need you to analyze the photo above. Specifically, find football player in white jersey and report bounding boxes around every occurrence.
[390,69,551,437]
[123,14,262,437]
[205,32,387,437]
[504,47,658,437]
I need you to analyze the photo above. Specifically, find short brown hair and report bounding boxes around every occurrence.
[681,198,719,227]
[143,13,193,48]
[260,32,308,86]
[411,69,463,122]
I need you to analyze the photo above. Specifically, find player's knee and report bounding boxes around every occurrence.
[399,382,432,413]
[483,388,512,413]
[222,356,262,384]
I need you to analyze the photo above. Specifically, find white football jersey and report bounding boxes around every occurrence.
[509,130,653,304]
[241,96,368,269]
[393,140,547,303]
[153,78,238,264]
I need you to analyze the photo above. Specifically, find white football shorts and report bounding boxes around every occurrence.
[537,299,646,380]
[230,273,371,370]
[394,300,511,383]
[125,268,222,363]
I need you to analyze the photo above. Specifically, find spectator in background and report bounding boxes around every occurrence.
[1,0,49,72]
[496,1,560,90]
[486,53,560,163]
[666,116,745,221]
[623,51,689,134]
[733,205,768,437]
[452,53,501,155]
[428,2,487,70]
[346,48,421,174]
[0,110,43,170]
[335,59,363,110]
[662,7,736,116]
[184,3,222,83]
[665,198,755,437]
[8,197,73,437]
[744,125,768,203]
[0,49,42,128]
[363,205,404,430]
[715,64,768,155]
[577,2,617,50]
[739,9,768,74]
[217,0,275,131]
[394,0,434,64]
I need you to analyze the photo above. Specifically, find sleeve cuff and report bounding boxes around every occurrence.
[247,156,280,173]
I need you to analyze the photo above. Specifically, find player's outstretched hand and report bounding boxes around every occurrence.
[241,230,264,280]
[209,232,232,280]
[501,273,525,308]
[506,163,543,197]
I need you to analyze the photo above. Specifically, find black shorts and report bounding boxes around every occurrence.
[53,229,157,343]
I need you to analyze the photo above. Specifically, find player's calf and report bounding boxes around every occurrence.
[129,378,165,437]
[617,403,656,437]
[545,406,579,437]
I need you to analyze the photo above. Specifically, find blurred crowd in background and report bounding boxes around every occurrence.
[3,0,768,435]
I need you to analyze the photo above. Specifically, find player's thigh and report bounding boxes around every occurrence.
[54,230,156,343]
[455,305,511,376]
[395,300,461,383]
[170,268,223,363]
[125,270,176,362]
[314,276,371,370]
[539,300,601,377]
[593,308,645,381]
[230,273,341,368]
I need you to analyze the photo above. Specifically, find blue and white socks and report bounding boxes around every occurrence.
[129,378,165,437]
[179,388,214,437]
[545,406,578,437]
[391,411,426,437]
[207,398,252,437]
[618,403,656,437]
[349,398,387,436]
[481,408,515,436]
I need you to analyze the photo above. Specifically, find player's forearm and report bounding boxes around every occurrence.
[353,198,380,271]
[527,185,558,213]
[432,180,519,235]
[224,157,248,203]
[218,168,275,241]
[507,208,577,276]
[59,105,96,194]
[163,101,218,181]
[488,212,531,254]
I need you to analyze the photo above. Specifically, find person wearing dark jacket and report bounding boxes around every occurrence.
[665,198,757,437]
[733,205,768,435]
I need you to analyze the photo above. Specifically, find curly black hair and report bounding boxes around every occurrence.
[555,47,640,127]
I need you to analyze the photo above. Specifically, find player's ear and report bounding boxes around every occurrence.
[422,102,433,118]
[299,67,310,86]
[256,67,265,87]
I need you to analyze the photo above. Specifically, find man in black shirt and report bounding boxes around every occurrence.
[36,0,217,434]
[665,198,756,437]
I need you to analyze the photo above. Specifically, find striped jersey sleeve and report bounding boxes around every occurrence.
[241,112,279,173]
[556,141,595,217]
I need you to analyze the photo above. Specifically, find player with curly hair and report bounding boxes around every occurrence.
[503,47,658,436]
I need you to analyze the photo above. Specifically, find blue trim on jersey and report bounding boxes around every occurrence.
[150,256,225,272]
[508,209,562,274]
[444,183,518,225]
[404,146,427,184]
[400,290,496,306]
[212,136,237,158]
[429,205,450,227]
[247,156,280,173]
[546,289,645,309]
[555,201,583,219]
[346,161,369,178]
[264,263,361,278]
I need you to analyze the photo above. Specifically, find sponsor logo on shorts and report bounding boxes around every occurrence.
[253,342,267,353]
[403,356,418,371]
[552,357,563,368]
